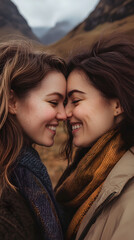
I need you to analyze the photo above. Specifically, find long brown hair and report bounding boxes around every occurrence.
[0,40,66,195]
[65,35,134,162]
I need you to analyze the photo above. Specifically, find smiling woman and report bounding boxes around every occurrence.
[66,69,120,147]
[55,35,134,240]
[0,40,66,240]
[13,71,66,146]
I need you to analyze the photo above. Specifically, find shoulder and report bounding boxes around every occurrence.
[112,177,134,212]
[0,188,41,240]
[76,149,134,239]
[76,178,134,240]
[101,178,134,239]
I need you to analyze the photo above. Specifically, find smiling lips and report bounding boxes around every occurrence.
[47,123,82,134]
[47,125,58,133]
[71,123,82,132]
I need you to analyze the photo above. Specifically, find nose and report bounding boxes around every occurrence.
[56,105,67,121]
[65,104,72,118]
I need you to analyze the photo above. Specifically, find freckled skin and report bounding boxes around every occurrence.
[15,71,66,146]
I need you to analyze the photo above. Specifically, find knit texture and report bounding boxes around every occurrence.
[55,129,126,240]
[11,146,63,240]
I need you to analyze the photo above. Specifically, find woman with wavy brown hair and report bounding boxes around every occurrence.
[0,41,67,240]
[55,35,134,240]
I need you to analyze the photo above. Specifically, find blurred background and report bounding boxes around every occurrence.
[1,0,134,186]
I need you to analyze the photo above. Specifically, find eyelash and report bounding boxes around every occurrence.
[72,100,81,104]
[48,101,58,106]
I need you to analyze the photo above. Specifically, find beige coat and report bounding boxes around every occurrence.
[76,147,134,240]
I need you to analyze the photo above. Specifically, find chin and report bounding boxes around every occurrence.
[46,143,54,147]
[44,140,54,147]
[35,139,54,147]
[73,140,82,147]
[73,140,92,148]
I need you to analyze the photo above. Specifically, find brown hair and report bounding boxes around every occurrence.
[0,40,66,195]
[65,35,134,162]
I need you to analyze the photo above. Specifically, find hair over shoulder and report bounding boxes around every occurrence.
[0,40,66,195]
[65,34,134,161]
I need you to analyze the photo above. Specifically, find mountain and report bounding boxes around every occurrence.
[0,0,39,42]
[47,0,134,58]
[32,26,49,39]
[40,21,76,45]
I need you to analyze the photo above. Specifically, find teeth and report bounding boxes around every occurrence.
[47,126,56,131]
[72,124,82,131]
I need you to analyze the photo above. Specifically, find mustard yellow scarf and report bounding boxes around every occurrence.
[55,129,126,240]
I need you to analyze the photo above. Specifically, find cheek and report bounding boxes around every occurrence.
[73,107,83,118]
[92,105,114,130]
[73,103,88,117]
[44,108,57,120]
[73,104,91,123]
[30,101,56,120]
[31,105,57,123]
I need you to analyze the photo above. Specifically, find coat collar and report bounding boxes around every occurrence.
[76,148,134,239]
[97,147,134,207]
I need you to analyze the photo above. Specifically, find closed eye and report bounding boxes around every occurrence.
[72,99,81,104]
[48,101,58,106]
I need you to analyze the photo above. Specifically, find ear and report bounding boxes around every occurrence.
[8,90,17,114]
[113,99,124,117]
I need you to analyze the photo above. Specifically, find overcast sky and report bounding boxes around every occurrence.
[11,0,99,27]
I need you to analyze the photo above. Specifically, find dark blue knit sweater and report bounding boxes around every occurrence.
[11,146,63,240]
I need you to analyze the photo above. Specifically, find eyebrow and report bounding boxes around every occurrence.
[47,92,64,99]
[68,90,85,97]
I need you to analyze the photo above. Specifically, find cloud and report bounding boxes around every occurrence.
[11,0,99,27]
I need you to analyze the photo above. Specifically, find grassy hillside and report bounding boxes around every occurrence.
[46,15,134,59]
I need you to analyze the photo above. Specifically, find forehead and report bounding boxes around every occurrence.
[67,69,90,92]
[35,71,66,93]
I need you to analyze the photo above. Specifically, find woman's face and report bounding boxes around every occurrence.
[66,69,122,147]
[13,71,67,146]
